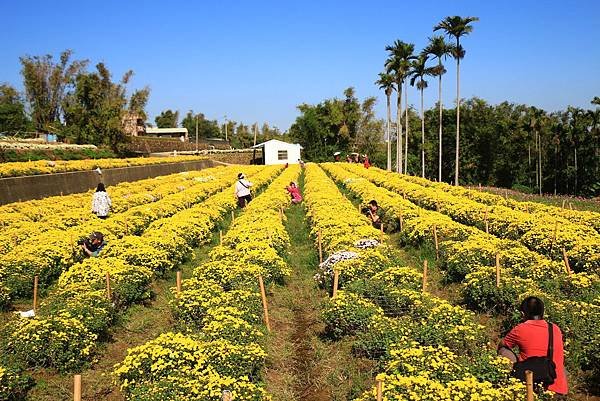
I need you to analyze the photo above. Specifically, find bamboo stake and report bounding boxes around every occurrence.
[561,199,566,209]
[357,203,361,212]
[376,378,383,401]
[176,271,182,295]
[33,275,39,314]
[379,223,384,243]
[219,230,223,245]
[399,209,404,231]
[549,221,558,255]
[569,202,573,210]
[222,390,232,401]
[435,199,440,212]
[432,224,439,260]
[495,254,501,287]
[279,207,283,219]
[74,374,82,401]
[525,370,534,401]
[231,210,235,223]
[422,260,428,293]
[561,248,572,275]
[484,208,489,234]
[105,272,111,300]
[258,275,271,332]
[332,269,340,298]
[504,189,508,200]
[318,229,323,264]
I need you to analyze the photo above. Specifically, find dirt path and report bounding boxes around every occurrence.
[265,174,374,401]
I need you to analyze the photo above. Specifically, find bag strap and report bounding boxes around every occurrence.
[546,322,554,360]
[238,180,249,189]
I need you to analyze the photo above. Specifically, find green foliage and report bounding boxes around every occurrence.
[155,109,179,128]
[180,111,220,140]
[289,87,383,160]
[0,84,30,135]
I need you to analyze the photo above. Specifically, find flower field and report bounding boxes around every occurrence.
[0,155,208,178]
[1,162,598,400]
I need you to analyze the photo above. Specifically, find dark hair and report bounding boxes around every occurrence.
[369,200,378,207]
[238,173,244,179]
[520,296,544,319]
[96,183,106,192]
[90,231,104,242]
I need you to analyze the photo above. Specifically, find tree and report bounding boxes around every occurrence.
[0,84,29,135]
[385,40,416,173]
[20,50,87,133]
[155,109,179,128]
[375,72,396,171]
[128,87,150,121]
[355,97,384,157]
[409,55,436,178]
[423,35,454,182]
[62,63,144,151]
[181,111,220,141]
[434,15,479,185]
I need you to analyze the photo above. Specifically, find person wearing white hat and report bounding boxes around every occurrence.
[235,173,253,208]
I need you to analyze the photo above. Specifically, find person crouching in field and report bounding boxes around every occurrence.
[362,200,383,229]
[79,231,107,258]
[235,173,253,208]
[91,183,112,219]
[498,296,568,398]
[286,182,303,204]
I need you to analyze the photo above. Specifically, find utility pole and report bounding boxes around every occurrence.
[253,122,258,146]
[195,114,199,153]
[224,116,228,142]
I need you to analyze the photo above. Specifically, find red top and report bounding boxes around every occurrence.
[503,320,568,394]
[363,159,371,169]
[287,186,302,202]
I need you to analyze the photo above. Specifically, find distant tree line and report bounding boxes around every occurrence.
[152,108,284,148]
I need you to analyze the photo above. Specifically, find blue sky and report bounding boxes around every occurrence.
[2,0,599,130]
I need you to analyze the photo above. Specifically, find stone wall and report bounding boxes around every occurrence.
[0,159,220,205]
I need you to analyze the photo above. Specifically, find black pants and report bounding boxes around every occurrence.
[237,195,252,208]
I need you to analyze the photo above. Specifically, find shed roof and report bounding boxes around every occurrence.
[251,139,303,149]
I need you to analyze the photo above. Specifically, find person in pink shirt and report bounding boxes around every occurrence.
[498,297,568,398]
[286,182,303,204]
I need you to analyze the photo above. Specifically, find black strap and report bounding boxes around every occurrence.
[238,180,250,189]
[547,322,554,360]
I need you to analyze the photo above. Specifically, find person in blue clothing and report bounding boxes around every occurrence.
[79,231,107,257]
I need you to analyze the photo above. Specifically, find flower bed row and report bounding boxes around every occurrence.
[0,167,232,253]
[303,164,534,400]
[112,166,301,400]
[0,155,208,178]
[402,174,600,234]
[0,166,283,400]
[0,167,219,233]
[324,163,600,389]
[0,166,265,306]
[342,164,600,273]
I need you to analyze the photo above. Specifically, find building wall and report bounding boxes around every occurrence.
[264,144,301,165]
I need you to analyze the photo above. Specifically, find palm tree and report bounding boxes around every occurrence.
[375,72,396,171]
[385,40,416,173]
[409,54,436,178]
[423,35,454,182]
[434,15,479,185]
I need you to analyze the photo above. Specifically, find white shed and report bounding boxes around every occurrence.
[251,139,303,165]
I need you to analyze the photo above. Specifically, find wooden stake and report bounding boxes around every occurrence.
[74,374,82,401]
[318,229,323,264]
[561,199,566,209]
[105,272,111,300]
[176,271,182,295]
[478,183,482,190]
[258,275,271,332]
[357,203,361,212]
[504,189,508,200]
[332,269,340,298]
[279,207,283,219]
[525,370,534,401]
[33,275,39,314]
[549,221,558,255]
[484,208,489,234]
[379,223,384,243]
[422,260,428,293]
[399,209,404,231]
[432,224,439,260]
[435,199,440,212]
[569,202,573,210]
[219,230,223,245]
[222,390,232,401]
[231,210,235,223]
[561,248,572,275]
[376,378,383,401]
[495,254,501,287]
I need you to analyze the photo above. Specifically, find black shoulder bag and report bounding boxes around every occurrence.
[512,322,557,387]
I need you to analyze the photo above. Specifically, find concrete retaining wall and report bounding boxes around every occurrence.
[0,159,221,205]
